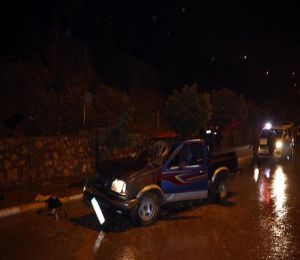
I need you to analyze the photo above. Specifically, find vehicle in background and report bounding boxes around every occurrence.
[258,123,294,160]
[84,137,238,226]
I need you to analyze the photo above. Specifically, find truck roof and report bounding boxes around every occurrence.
[182,138,203,144]
[273,121,294,128]
[272,124,293,129]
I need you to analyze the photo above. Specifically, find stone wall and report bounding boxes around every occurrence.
[0,133,135,184]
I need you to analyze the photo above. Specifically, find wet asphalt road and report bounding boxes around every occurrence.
[1,150,300,259]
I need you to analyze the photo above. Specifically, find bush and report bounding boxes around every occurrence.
[166,84,212,136]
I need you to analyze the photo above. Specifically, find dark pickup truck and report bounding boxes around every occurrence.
[85,137,238,226]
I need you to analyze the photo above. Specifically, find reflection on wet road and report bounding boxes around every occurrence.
[254,163,296,259]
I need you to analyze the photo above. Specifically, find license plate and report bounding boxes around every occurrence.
[260,149,269,154]
[91,197,105,225]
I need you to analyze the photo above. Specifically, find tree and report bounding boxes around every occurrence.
[211,88,248,127]
[105,111,133,149]
[165,84,212,136]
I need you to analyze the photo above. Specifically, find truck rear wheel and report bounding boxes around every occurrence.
[217,178,228,202]
[134,192,160,226]
[210,176,228,203]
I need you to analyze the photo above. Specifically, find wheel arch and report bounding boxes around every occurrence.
[136,185,165,203]
[212,166,229,183]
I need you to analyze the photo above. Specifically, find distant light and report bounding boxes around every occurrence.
[206,130,211,134]
[91,197,105,225]
[211,56,216,62]
[264,168,271,178]
[181,7,186,12]
[265,70,269,75]
[276,140,283,149]
[243,55,247,60]
[264,122,272,130]
[254,168,259,182]
[292,72,295,76]
[294,83,297,87]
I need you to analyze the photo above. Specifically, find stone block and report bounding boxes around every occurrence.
[21,145,29,154]
[17,159,27,166]
[45,160,53,167]
[30,169,37,179]
[4,160,12,170]
[34,140,43,150]
[7,169,18,182]
[19,172,29,183]
[63,169,70,176]
[47,168,55,178]
[11,154,18,161]
[0,171,6,182]
[53,152,59,159]
[81,164,87,173]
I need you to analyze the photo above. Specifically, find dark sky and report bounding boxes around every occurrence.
[87,1,299,98]
[1,1,299,100]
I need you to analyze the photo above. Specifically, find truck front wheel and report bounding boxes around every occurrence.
[133,192,160,226]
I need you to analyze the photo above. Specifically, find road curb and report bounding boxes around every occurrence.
[0,193,83,220]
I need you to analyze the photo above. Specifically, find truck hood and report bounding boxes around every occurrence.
[96,158,158,181]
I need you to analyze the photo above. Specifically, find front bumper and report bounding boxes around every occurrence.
[258,147,283,159]
[83,186,138,212]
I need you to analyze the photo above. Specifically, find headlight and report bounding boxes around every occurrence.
[276,140,283,149]
[111,179,126,195]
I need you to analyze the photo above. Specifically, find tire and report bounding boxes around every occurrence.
[217,178,228,202]
[134,192,160,226]
[210,176,228,203]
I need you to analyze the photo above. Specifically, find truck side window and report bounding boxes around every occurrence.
[169,145,188,169]
[189,143,203,166]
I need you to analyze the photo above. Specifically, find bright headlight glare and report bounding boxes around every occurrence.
[276,140,283,149]
[111,179,126,194]
[264,122,272,130]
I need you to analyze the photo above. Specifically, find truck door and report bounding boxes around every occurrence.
[162,142,208,202]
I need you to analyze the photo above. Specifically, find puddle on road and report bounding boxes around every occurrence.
[253,165,296,259]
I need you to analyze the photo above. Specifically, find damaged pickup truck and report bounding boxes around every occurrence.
[84,137,238,226]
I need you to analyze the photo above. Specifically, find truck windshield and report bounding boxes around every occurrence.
[271,129,283,138]
[133,138,175,165]
[260,129,272,138]
[260,129,282,138]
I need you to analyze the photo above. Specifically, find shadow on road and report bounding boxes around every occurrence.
[70,214,101,232]
[71,196,238,233]
[70,211,136,233]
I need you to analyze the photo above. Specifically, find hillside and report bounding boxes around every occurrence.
[0,41,165,137]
